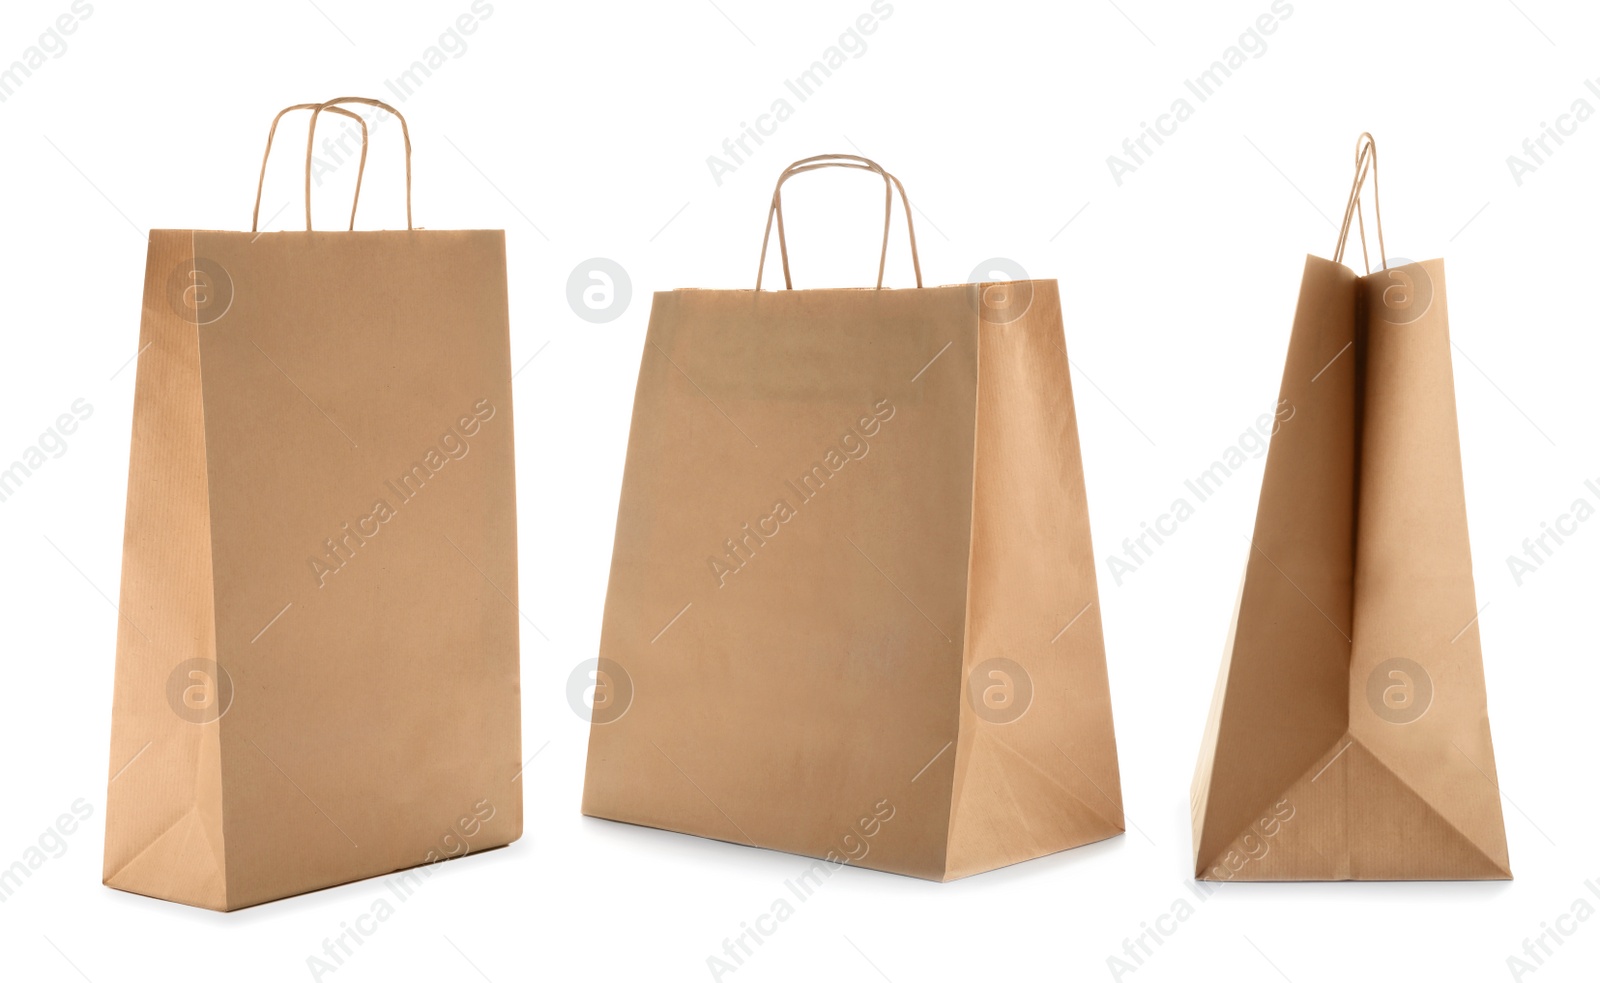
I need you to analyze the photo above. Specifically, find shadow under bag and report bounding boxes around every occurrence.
[583,155,1123,880]
[1191,135,1511,881]
[104,99,521,910]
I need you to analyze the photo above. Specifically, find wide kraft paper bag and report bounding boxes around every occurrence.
[1191,135,1510,881]
[582,155,1124,881]
[104,99,522,911]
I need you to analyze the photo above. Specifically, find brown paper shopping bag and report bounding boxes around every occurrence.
[104,98,522,910]
[1191,135,1510,881]
[582,155,1123,881]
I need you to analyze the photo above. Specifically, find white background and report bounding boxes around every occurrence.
[0,0,1596,980]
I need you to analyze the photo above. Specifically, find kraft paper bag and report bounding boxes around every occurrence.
[1191,135,1510,881]
[104,99,522,911]
[582,155,1123,881]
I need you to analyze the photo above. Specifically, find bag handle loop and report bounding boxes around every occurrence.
[1333,132,1387,274]
[756,154,923,290]
[251,102,370,233]
[305,97,413,232]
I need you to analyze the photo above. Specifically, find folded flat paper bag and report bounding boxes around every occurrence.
[1191,135,1510,881]
[103,99,522,910]
[582,155,1124,881]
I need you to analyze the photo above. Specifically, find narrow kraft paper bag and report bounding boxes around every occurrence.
[1191,135,1510,881]
[104,98,522,911]
[583,155,1124,881]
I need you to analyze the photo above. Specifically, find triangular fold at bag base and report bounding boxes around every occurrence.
[1191,254,1510,881]
[944,729,1124,880]
[1199,736,1510,881]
